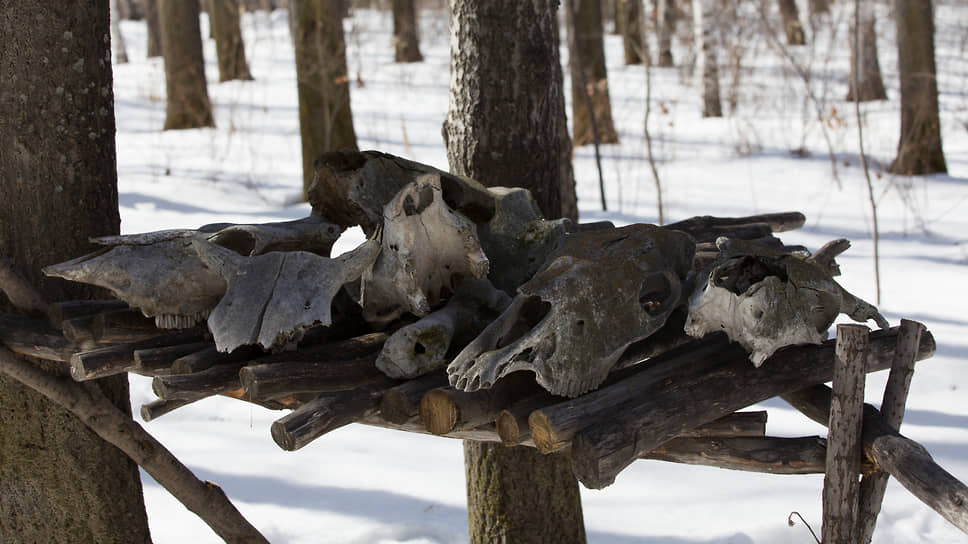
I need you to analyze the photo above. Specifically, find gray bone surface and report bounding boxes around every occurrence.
[195,238,381,352]
[684,237,889,366]
[447,224,696,398]
[204,216,342,256]
[360,174,490,327]
[376,278,512,379]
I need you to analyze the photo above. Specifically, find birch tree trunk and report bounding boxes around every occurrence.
[292,0,358,198]
[566,0,620,146]
[392,0,423,62]
[890,0,946,175]
[444,1,585,542]
[846,7,886,102]
[159,0,215,129]
[211,0,254,81]
[0,2,151,541]
[694,0,723,117]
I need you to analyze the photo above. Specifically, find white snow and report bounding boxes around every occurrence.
[112,5,968,543]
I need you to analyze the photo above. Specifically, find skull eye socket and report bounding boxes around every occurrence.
[639,272,677,316]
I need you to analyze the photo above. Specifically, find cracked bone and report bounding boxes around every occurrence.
[194,238,381,352]
[684,237,889,366]
[376,278,512,380]
[360,174,490,327]
[42,217,344,329]
[447,224,696,398]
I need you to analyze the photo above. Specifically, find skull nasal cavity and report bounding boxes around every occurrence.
[495,296,551,349]
[639,272,673,316]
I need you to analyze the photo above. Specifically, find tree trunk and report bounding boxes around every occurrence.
[694,0,722,117]
[111,0,130,63]
[777,0,805,45]
[890,0,946,175]
[159,0,215,129]
[0,3,151,542]
[444,2,584,542]
[846,8,886,102]
[443,0,577,222]
[618,0,648,65]
[145,0,163,57]
[809,0,829,16]
[567,0,620,147]
[657,0,676,67]
[211,0,254,81]
[463,441,587,544]
[392,0,423,62]
[292,0,358,198]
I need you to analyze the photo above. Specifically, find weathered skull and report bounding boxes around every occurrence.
[447,224,696,398]
[684,237,889,366]
[360,174,490,327]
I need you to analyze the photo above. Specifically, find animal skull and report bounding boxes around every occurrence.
[447,224,696,397]
[684,237,889,366]
[360,174,489,327]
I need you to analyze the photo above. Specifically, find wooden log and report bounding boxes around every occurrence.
[0,345,269,543]
[140,398,196,422]
[529,335,734,453]
[496,390,563,446]
[93,308,163,343]
[270,376,398,451]
[569,326,935,489]
[359,414,516,444]
[133,341,214,375]
[152,361,248,400]
[857,319,924,543]
[823,324,869,544]
[379,371,449,424]
[61,314,101,345]
[70,329,205,381]
[783,384,968,534]
[239,355,386,401]
[48,299,128,328]
[170,344,265,374]
[0,312,80,362]
[648,436,832,474]
[664,211,805,240]
[420,373,543,435]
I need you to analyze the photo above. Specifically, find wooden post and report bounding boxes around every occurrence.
[857,319,924,542]
[823,324,869,543]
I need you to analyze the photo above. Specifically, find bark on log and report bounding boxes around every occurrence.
[240,354,386,401]
[496,390,563,446]
[568,326,935,489]
[152,361,248,400]
[0,346,269,543]
[70,330,205,381]
[664,211,805,239]
[0,313,80,362]
[140,398,196,421]
[48,299,128,328]
[271,376,397,450]
[93,308,163,343]
[823,325,869,544]
[134,341,214,374]
[783,384,968,535]
[379,371,449,424]
[420,373,543,435]
[857,319,923,543]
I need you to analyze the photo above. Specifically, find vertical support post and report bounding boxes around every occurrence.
[857,319,925,543]
[823,324,869,544]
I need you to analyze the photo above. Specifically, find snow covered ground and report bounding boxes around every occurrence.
[112,5,968,543]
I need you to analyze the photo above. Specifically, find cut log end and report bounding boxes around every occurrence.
[419,389,459,435]
[270,421,298,451]
[380,388,417,425]
[528,409,565,454]
[496,409,527,446]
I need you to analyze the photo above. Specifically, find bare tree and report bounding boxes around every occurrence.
[846,5,886,102]
[618,0,648,65]
[211,0,254,81]
[694,0,723,117]
[0,2,151,541]
[657,0,677,66]
[567,0,619,146]
[291,0,359,198]
[444,2,583,539]
[890,0,946,175]
[392,0,423,62]
[111,0,130,63]
[777,0,806,45]
[145,0,163,57]
[159,0,215,129]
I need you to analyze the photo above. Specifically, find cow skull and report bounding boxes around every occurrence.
[447,224,696,397]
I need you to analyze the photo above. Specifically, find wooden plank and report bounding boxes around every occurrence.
[823,324,868,544]
[857,319,924,543]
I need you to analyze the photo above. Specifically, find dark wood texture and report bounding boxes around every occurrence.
[152,361,248,400]
[391,0,422,62]
[159,0,215,129]
[420,373,542,435]
[134,341,214,374]
[93,308,163,343]
[566,0,619,146]
[48,300,128,328]
[823,325,868,544]
[0,313,80,363]
[569,327,935,489]
[379,370,449,424]
[71,330,204,381]
[240,354,385,400]
[140,397,196,421]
